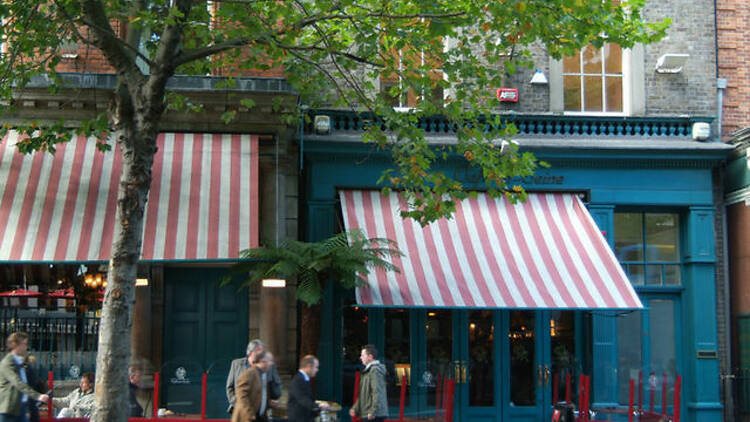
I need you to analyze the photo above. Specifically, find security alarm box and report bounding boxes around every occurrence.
[496,88,519,102]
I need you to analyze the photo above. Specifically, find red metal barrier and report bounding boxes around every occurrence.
[444,379,456,422]
[552,373,559,405]
[674,375,681,422]
[153,372,160,419]
[352,371,362,422]
[628,378,635,422]
[48,371,54,419]
[201,373,207,419]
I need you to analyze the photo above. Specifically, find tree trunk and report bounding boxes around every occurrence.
[90,102,159,422]
[299,302,322,358]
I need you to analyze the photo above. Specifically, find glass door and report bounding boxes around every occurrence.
[453,310,499,422]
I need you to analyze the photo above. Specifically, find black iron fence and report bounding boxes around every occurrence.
[0,308,99,379]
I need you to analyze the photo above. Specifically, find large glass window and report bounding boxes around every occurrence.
[614,212,681,286]
[385,309,411,406]
[563,43,623,113]
[341,302,369,407]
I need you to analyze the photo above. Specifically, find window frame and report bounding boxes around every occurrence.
[561,44,630,115]
[614,211,684,289]
[549,43,644,116]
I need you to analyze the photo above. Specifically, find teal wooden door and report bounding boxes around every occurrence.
[163,267,248,418]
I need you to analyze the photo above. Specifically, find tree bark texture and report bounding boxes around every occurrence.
[91,88,160,422]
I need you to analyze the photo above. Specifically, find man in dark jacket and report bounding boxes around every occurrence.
[349,345,388,422]
[287,355,329,422]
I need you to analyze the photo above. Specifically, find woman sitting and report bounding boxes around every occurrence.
[53,372,95,418]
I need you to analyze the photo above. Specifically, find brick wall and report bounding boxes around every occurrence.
[717,0,750,140]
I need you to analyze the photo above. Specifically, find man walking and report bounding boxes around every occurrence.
[287,355,329,422]
[226,340,282,414]
[231,351,273,422]
[349,345,388,422]
[0,332,50,422]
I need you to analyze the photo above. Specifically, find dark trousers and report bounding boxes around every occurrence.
[0,401,29,422]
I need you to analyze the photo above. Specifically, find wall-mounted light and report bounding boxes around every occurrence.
[135,278,149,287]
[530,69,548,84]
[261,278,286,288]
[314,115,331,134]
[655,54,689,74]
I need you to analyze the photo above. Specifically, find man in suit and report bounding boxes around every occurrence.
[231,351,273,422]
[226,340,282,414]
[287,355,329,422]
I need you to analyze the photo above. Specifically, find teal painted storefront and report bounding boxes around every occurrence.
[302,119,729,422]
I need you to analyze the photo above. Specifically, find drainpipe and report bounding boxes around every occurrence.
[717,78,727,142]
[720,165,734,422]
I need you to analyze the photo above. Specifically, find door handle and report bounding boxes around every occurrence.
[544,365,551,387]
[538,365,543,387]
[454,361,461,382]
[461,361,467,384]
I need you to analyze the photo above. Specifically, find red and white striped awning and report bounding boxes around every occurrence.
[339,190,642,309]
[0,131,259,262]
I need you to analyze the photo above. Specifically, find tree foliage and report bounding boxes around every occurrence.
[0,1,668,420]
[1,0,668,224]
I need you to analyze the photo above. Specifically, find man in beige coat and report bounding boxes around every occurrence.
[0,332,49,422]
[231,351,273,422]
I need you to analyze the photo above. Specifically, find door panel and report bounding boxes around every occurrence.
[163,268,248,418]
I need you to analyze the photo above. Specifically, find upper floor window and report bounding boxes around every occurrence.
[614,212,681,286]
[563,43,624,113]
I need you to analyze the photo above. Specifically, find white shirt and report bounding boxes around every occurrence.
[299,369,310,382]
[11,354,28,403]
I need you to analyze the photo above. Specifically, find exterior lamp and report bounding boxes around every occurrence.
[530,69,548,84]
[261,278,286,288]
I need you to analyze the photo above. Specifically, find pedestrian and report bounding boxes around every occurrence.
[226,339,282,414]
[52,372,95,418]
[0,332,50,422]
[349,345,388,422]
[287,355,329,422]
[128,366,144,417]
[231,350,272,422]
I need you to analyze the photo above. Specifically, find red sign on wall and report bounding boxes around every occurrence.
[496,88,519,102]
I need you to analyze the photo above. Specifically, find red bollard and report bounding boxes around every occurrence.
[553,373,559,405]
[153,372,160,419]
[47,371,54,418]
[674,375,682,422]
[352,371,361,422]
[201,373,207,419]
[445,379,456,422]
[638,371,643,413]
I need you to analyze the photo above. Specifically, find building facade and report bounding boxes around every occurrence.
[301,1,732,422]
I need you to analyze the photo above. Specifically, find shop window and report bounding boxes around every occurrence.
[341,302,369,407]
[616,297,678,406]
[385,309,411,406]
[614,212,681,286]
[562,44,624,113]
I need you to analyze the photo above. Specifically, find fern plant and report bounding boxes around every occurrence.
[223,229,402,356]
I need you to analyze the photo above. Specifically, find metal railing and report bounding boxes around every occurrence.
[0,308,99,379]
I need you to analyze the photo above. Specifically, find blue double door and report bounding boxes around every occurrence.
[371,309,578,422]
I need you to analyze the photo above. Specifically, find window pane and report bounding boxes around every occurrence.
[605,76,623,112]
[342,304,369,407]
[650,300,677,409]
[645,214,680,261]
[583,76,603,112]
[628,264,645,286]
[664,265,682,286]
[426,311,452,408]
[510,311,536,406]
[615,213,644,261]
[563,53,580,73]
[618,311,642,404]
[564,76,581,111]
[604,44,622,75]
[645,264,663,286]
[582,46,602,74]
[385,309,410,406]
[469,310,494,406]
